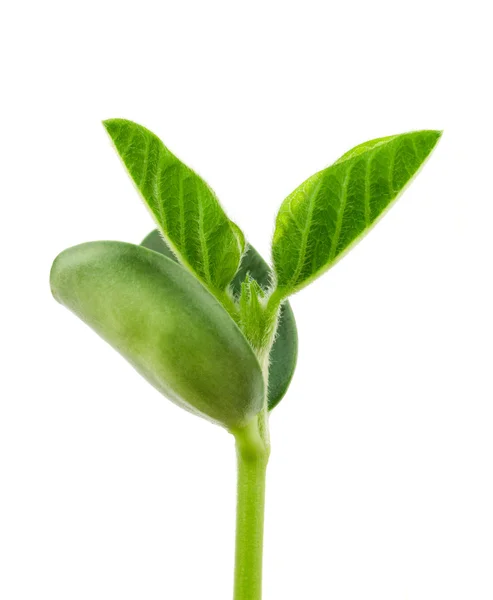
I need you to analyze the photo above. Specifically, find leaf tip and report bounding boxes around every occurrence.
[423,129,443,156]
[420,128,443,143]
[430,129,443,141]
[102,118,124,137]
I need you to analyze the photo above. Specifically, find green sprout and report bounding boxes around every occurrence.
[50,120,441,599]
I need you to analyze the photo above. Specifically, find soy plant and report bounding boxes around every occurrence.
[50,120,441,599]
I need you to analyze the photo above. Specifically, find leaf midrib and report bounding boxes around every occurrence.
[196,180,211,285]
[287,176,324,289]
[328,163,354,261]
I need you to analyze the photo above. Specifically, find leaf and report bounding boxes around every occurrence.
[50,241,264,429]
[272,130,442,296]
[103,119,245,294]
[267,303,297,410]
[142,230,297,410]
[238,276,268,353]
[231,247,298,410]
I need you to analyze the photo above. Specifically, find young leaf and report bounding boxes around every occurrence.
[238,276,268,353]
[142,230,298,410]
[272,130,442,296]
[231,246,298,410]
[50,241,264,429]
[103,119,245,294]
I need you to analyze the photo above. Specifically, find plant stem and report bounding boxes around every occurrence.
[233,417,270,600]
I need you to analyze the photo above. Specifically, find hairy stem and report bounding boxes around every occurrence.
[233,417,270,600]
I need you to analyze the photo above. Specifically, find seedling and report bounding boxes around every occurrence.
[50,120,441,599]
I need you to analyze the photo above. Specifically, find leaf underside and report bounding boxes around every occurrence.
[104,119,245,294]
[272,130,442,295]
[142,230,298,410]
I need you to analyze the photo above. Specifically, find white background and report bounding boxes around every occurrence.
[1,1,492,599]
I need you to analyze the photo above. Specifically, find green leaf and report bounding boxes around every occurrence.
[272,130,442,296]
[103,119,245,294]
[50,241,264,429]
[267,303,297,410]
[231,247,298,411]
[142,230,297,410]
[238,276,268,353]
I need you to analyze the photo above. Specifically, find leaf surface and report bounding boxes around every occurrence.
[104,119,245,293]
[272,130,442,295]
[50,241,264,429]
[142,230,297,409]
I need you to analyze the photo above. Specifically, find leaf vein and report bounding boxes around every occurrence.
[364,156,372,226]
[288,177,324,289]
[197,181,211,284]
[178,167,186,252]
[329,165,354,260]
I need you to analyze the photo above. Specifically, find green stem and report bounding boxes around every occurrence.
[233,417,270,600]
